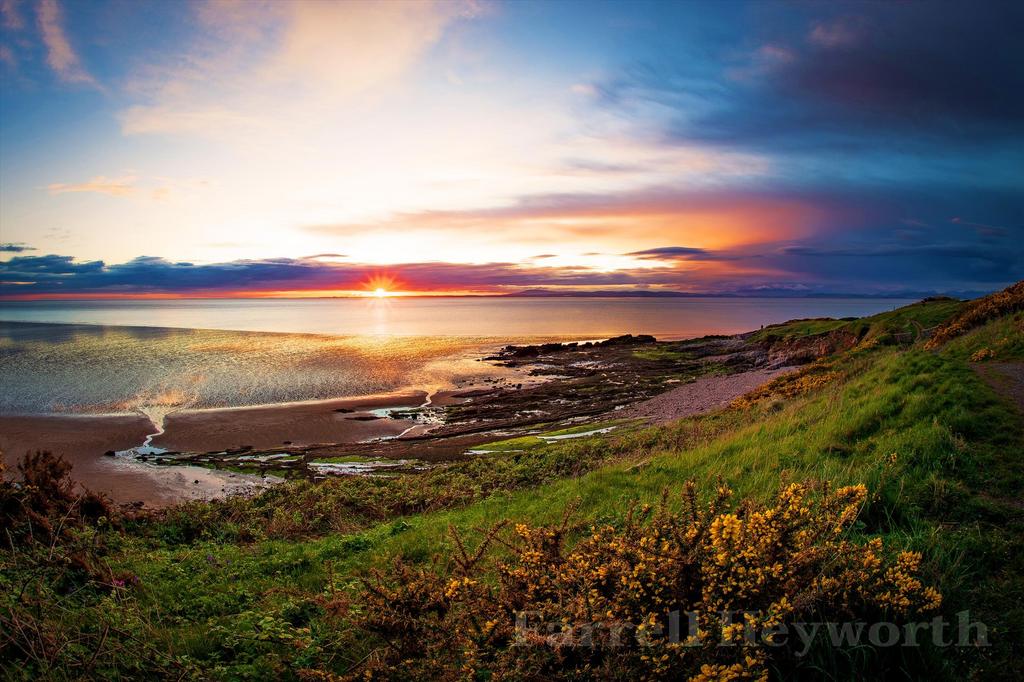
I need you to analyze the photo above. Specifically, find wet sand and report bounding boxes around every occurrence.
[0,391,431,506]
[0,413,258,507]
[151,391,428,452]
[0,413,153,465]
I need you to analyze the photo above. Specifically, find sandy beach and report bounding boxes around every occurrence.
[0,413,238,507]
[0,413,153,465]
[0,390,433,506]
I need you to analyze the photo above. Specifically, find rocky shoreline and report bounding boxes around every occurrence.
[1,325,845,507]
[131,328,837,489]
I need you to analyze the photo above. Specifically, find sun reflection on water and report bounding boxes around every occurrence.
[0,324,525,415]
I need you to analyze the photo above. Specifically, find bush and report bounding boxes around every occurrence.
[1,451,112,549]
[351,482,940,680]
[731,363,840,410]
[925,280,1024,349]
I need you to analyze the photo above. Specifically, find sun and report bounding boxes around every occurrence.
[363,273,400,297]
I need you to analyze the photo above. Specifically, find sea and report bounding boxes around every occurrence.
[0,297,913,415]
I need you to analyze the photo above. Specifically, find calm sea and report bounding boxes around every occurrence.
[0,297,912,338]
[0,297,913,414]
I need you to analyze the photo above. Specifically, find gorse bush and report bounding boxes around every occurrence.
[730,363,840,410]
[350,481,940,681]
[925,280,1023,349]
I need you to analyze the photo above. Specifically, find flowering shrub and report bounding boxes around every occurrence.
[925,280,1023,349]
[349,482,940,680]
[969,348,995,362]
[730,365,840,410]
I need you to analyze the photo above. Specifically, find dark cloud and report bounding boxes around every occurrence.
[0,253,693,296]
[950,218,1010,238]
[562,158,647,175]
[628,246,708,259]
[777,3,1024,132]
[2,254,104,278]
[772,240,1020,286]
[0,243,36,253]
[4,229,1019,299]
[587,1,1024,159]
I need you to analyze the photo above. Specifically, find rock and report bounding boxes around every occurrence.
[597,334,657,347]
[104,450,116,457]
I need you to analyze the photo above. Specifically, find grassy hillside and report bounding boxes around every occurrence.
[3,289,1022,680]
[750,297,965,345]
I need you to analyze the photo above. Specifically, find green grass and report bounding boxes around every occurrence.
[466,419,638,453]
[751,297,965,344]
[307,454,375,464]
[750,317,851,342]
[943,310,1024,361]
[632,347,694,361]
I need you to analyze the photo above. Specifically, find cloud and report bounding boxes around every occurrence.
[627,246,711,260]
[0,253,683,296]
[47,175,137,197]
[2,254,104,278]
[772,239,1020,286]
[807,18,862,49]
[36,0,98,86]
[303,185,833,252]
[5,224,1019,300]
[0,242,35,252]
[585,1,1024,158]
[120,0,475,137]
[0,44,15,70]
[950,217,1010,238]
[0,247,793,298]
[1,0,23,30]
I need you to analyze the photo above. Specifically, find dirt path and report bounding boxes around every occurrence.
[974,362,1024,413]
[617,367,798,424]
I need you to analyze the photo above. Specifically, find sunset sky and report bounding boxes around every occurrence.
[1,0,1021,298]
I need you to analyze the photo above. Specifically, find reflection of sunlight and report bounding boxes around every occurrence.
[370,300,391,335]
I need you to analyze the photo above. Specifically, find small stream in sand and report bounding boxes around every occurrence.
[110,405,282,502]
[107,392,451,494]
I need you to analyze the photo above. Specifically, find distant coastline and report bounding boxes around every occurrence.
[0,289,997,302]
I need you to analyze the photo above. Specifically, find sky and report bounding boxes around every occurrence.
[0,0,1021,299]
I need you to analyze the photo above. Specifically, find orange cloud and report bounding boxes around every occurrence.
[305,189,827,259]
[47,175,138,197]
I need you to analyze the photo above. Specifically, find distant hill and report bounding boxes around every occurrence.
[502,288,975,299]
[504,288,698,298]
